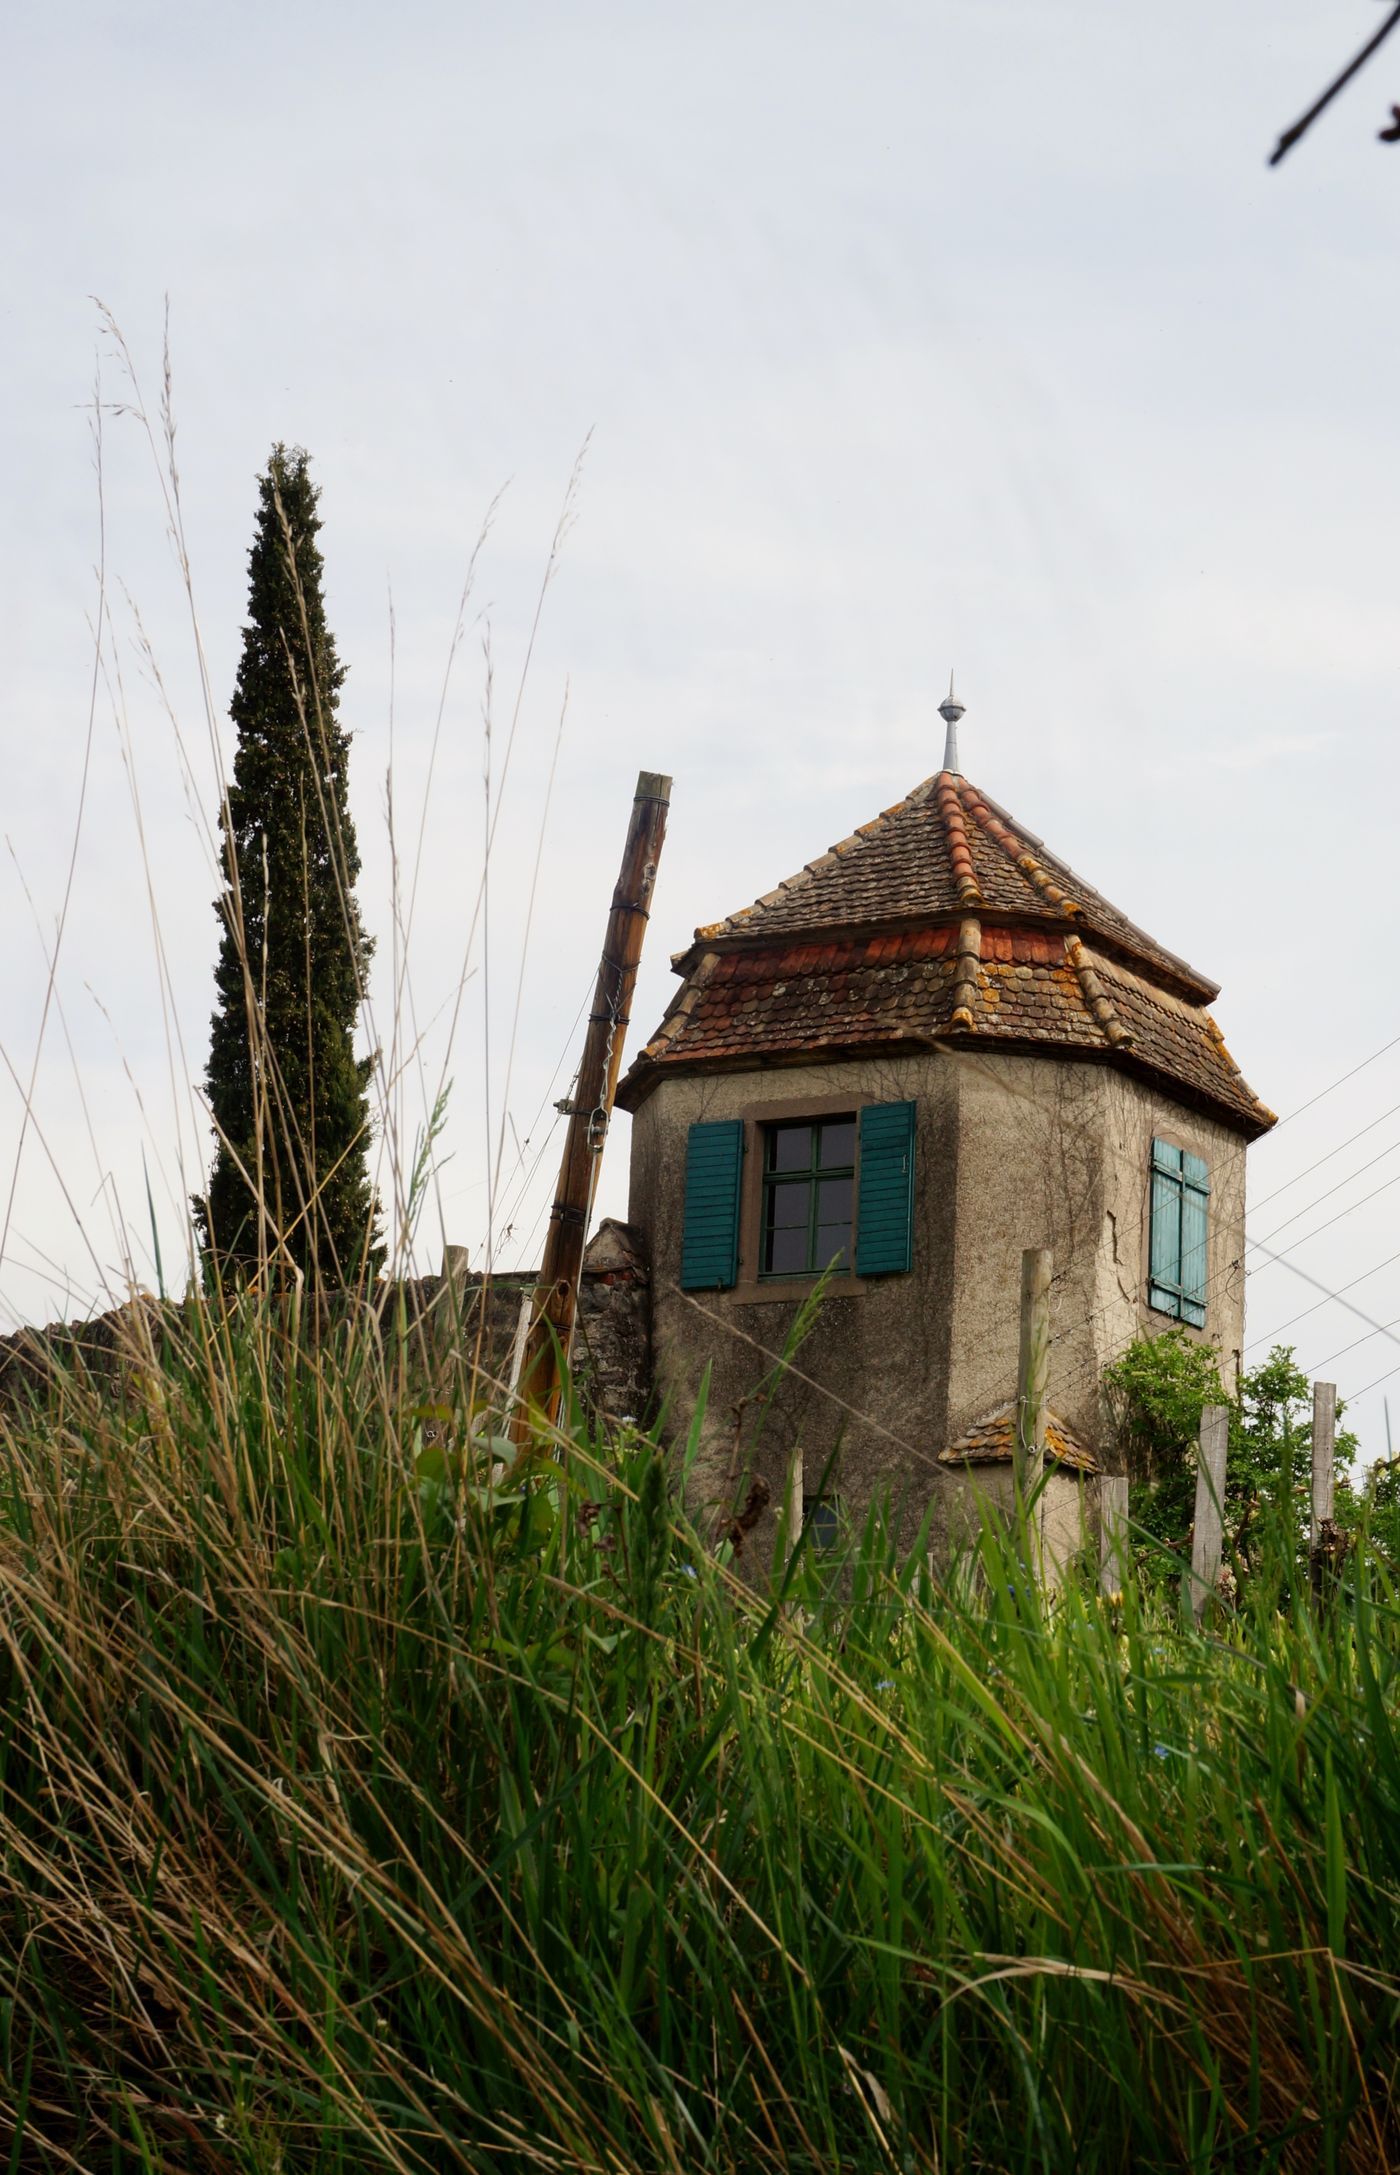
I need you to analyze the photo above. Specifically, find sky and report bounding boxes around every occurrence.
[4,0,1400,1459]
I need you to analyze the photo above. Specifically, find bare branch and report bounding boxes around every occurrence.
[1269,2,1400,166]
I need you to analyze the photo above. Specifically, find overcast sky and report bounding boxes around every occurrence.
[5,1,1400,1458]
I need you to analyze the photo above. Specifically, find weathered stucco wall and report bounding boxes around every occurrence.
[947,1054,1247,1471]
[628,1047,1250,1564]
[1096,1068,1247,1397]
[630,1053,961,1563]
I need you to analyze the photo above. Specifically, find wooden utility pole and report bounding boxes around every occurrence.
[1015,1246,1051,1555]
[1188,1404,1230,1620]
[511,770,671,1440]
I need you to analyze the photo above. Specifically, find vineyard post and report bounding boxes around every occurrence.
[1188,1404,1229,1621]
[1311,1380,1337,1536]
[1099,1475,1129,1597]
[1015,1246,1051,1565]
[1310,1379,1340,1603]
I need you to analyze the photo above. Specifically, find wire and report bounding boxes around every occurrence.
[1349,1358,1400,1403]
[1248,1136,1400,1250]
[1270,1026,1400,1129]
[1244,1242,1400,1353]
[1248,1167,1400,1262]
[1303,1313,1400,1379]
[1249,1242,1400,1361]
[1248,1095,1400,1214]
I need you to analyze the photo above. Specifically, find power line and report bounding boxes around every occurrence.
[1244,1241,1400,1353]
[1303,1312,1400,1378]
[1249,1241,1400,1363]
[1248,1094,1400,1214]
[1270,1027,1400,1130]
[1350,1358,1400,1403]
[1248,1166,1400,1262]
[1248,1135,1400,1250]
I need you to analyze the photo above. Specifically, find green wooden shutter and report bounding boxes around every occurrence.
[1180,1151,1210,1327]
[855,1101,916,1277]
[680,1120,745,1290]
[1148,1139,1183,1317]
[1148,1140,1210,1325]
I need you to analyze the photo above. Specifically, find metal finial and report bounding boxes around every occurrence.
[937,671,966,775]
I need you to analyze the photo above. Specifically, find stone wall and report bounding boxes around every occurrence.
[0,1220,653,1434]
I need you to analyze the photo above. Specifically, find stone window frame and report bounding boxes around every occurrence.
[730,1090,879,1305]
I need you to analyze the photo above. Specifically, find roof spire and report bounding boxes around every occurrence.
[938,671,966,776]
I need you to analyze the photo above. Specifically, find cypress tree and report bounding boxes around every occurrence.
[194,445,381,1288]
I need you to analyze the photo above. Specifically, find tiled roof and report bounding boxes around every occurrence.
[618,767,1274,1137]
[694,770,1217,1000]
[938,1401,1100,1475]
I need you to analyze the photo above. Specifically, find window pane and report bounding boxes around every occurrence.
[769,1124,812,1172]
[815,1228,849,1272]
[818,1119,855,1169]
[816,1175,852,1227]
[769,1179,811,1228]
[766,1223,809,1275]
[805,1497,841,1549]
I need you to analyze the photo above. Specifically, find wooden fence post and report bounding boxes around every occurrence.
[1188,1404,1229,1621]
[1310,1379,1342,1602]
[1311,1380,1337,1535]
[1015,1247,1051,1561]
[1099,1474,1129,1597]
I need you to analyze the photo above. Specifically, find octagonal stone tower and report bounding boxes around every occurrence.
[615,730,1273,1564]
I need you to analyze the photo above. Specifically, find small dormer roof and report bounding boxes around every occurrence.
[617,767,1274,1138]
[938,1400,1101,1475]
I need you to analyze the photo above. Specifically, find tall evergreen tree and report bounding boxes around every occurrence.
[194,446,381,1287]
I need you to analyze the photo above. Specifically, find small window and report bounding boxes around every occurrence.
[761,1117,856,1277]
[803,1494,842,1551]
[677,1099,915,1292]
[1149,1139,1209,1327]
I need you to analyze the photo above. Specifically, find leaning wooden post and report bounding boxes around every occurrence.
[1015,1247,1051,1560]
[1099,1474,1129,1597]
[1188,1403,1230,1620]
[511,770,671,1444]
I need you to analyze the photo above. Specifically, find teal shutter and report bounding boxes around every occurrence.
[1180,1151,1210,1327]
[1148,1140,1182,1314]
[680,1120,745,1290]
[855,1101,916,1277]
[1148,1139,1210,1325]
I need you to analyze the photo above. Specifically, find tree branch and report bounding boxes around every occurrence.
[1269,2,1400,166]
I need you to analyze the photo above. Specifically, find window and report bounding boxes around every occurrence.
[678,1099,916,1292]
[761,1117,856,1276]
[803,1494,842,1551]
[1148,1139,1209,1327]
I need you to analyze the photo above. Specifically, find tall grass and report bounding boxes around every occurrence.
[7,327,1399,2169]
[1,1296,1398,2172]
